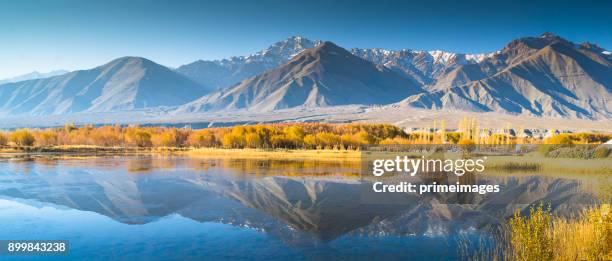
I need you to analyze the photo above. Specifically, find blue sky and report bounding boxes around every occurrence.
[1,0,610,79]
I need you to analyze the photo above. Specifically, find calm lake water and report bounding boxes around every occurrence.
[0,155,606,260]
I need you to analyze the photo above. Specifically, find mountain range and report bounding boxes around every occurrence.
[398,33,612,118]
[176,42,424,112]
[0,33,609,120]
[175,36,321,90]
[0,70,68,85]
[0,57,210,116]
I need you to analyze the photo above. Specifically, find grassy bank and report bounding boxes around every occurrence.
[187,147,362,161]
[2,145,611,167]
[0,145,187,154]
[467,204,611,261]
[0,145,364,160]
[485,155,612,175]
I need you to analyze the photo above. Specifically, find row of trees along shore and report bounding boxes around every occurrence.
[0,120,609,149]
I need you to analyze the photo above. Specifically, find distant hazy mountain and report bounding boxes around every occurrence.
[176,42,424,112]
[0,57,210,116]
[399,33,612,118]
[0,70,69,85]
[1,33,609,120]
[176,36,321,89]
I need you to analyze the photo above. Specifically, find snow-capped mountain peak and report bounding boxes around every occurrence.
[428,50,457,64]
[350,47,501,86]
[219,36,321,67]
[176,36,322,89]
[352,47,492,66]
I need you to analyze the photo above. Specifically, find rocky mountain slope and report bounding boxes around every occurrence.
[176,42,424,112]
[351,48,495,86]
[176,36,320,89]
[176,33,610,118]
[0,33,609,120]
[399,33,612,118]
[0,57,210,116]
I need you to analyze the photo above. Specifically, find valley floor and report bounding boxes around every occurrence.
[1,105,610,131]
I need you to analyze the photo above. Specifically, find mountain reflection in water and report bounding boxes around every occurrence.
[0,156,604,260]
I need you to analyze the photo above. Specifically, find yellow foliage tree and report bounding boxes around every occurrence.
[188,130,217,148]
[34,129,58,147]
[152,131,177,147]
[10,129,35,146]
[0,132,7,146]
[125,129,152,147]
[245,133,262,148]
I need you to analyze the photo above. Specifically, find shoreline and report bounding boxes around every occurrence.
[1,146,609,171]
[187,147,362,161]
[0,146,363,161]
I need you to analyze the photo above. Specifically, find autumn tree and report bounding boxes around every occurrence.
[446,132,461,144]
[125,128,152,147]
[222,127,247,148]
[270,134,294,148]
[89,126,123,147]
[34,129,58,147]
[245,133,262,148]
[1,122,592,149]
[152,129,177,147]
[284,125,305,147]
[0,132,7,146]
[303,134,317,149]
[10,129,35,146]
[316,132,341,149]
[188,130,217,147]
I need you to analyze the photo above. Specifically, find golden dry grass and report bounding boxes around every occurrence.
[551,204,612,261]
[187,147,362,161]
[478,204,612,261]
[485,155,612,175]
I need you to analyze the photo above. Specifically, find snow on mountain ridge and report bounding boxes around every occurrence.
[178,36,502,89]
[216,36,322,69]
[350,47,499,86]
[176,36,324,89]
[428,50,456,64]
[352,47,495,65]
